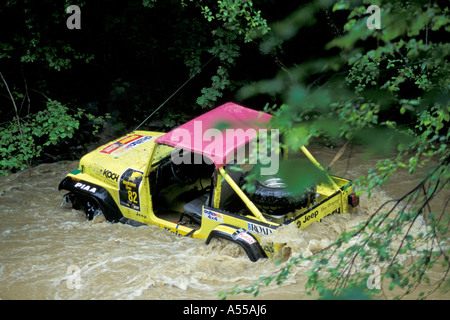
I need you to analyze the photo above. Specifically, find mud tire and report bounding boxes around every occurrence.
[243,178,316,215]
[82,198,104,221]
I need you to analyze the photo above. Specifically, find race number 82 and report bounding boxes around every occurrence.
[119,168,143,212]
[128,191,138,203]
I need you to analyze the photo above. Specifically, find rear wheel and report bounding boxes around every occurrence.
[206,227,266,262]
[207,238,247,258]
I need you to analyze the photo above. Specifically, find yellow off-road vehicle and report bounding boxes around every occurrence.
[59,103,359,261]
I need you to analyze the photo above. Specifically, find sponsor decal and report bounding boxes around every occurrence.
[203,208,223,223]
[100,134,152,155]
[263,242,275,254]
[74,182,97,194]
[296,210,318,228]
[247,222,274,236]
[320,197,340,213]
[296,207,341,228]
[118,168,143,212]
[236,232,255,244]
[102,169,119,182]
[163,226,183,237]
[231,229,256,244]
[123,136,152,150]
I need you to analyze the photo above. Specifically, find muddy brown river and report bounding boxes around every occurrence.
[0,145,448,300]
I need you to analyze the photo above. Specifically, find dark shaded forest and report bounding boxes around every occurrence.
[1,1,348,165]
[1,1,331,134]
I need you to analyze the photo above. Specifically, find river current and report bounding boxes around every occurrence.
[0,145,448,300]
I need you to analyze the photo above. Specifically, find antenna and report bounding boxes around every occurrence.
[133,56,215,132]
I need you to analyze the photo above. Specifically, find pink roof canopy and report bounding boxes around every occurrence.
[155,102,272,167]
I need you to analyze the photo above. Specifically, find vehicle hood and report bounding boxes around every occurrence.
[79,131,163,186]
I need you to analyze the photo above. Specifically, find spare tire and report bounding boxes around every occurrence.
[242,176,316,215]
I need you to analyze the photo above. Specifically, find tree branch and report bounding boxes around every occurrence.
[0,71,31,171]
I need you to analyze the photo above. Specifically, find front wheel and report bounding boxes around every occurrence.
[64,193,105,221]
[83,198,104,221]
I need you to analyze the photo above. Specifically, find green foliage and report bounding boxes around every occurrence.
[160,109,189,129]
[220,160,449,300]
[239,0,449,194]
[1,0,448,299]
[186,0,271,42]
[181,0,271,108]
[0,99,108,175]
[142,0,158,8]
[219,0,449,300]
[306,161,449,299]
[3,0,93,72]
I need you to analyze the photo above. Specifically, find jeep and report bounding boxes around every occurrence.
[59,102,359,261]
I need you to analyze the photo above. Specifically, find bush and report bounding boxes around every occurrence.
[0,98,108,175]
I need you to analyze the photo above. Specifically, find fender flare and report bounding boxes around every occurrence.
[205,225,266,262]
[58,177,123,222]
